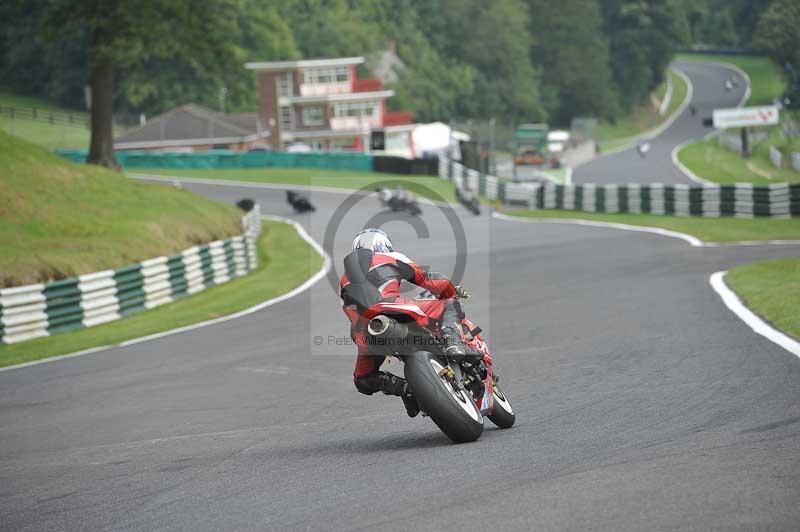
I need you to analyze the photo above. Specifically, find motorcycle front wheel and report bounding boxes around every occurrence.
[404,351,484,443]
[487,380,515,428]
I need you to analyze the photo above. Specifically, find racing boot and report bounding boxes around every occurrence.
[441,326,467,357]
[378,373,420,418]
[440,299,467,357]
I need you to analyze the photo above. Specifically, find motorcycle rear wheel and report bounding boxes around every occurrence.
[404,351,484,443]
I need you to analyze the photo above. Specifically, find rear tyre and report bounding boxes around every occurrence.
[487,381,515,428]
[404,351,484,443]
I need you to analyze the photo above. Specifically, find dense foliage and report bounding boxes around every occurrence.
[0,0,790,127]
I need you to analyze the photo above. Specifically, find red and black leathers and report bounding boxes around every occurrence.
[339,248,458,394]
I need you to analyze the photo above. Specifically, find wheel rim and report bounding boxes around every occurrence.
[429,358,482,422]
[493,384,513,415]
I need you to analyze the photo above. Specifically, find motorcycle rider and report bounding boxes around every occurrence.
[339,228,471,417]
[375,186,392,206]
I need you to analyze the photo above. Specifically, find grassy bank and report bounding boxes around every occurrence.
[505,209,800,243]
[0,220,322,368]
[0,130,242,287]
[727,257,800,341]
[132,167,458,202]
[678,128,800,185]
[596,68,689,151]
[0,91,90,150]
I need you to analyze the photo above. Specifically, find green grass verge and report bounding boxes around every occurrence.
[0,91,90,150]
[0,220,321,368]
[0,131,242,287]
[596,68,689,151]
[676,54,787,106]
[537,167,569,184]
[132,167,459,202]
[726,257,800,341]
[506,209,800,242]
[0,117,90,150]
[677,129,800,185]
[0,91,85,112]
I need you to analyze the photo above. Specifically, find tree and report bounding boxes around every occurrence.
[41,0,243,170]
[410,0,545,121]
[0,1,88,109]
[599,0,689,109]
[754,0,800,107]
[528,0,617,125]
[117,1,300,117]
[276,0,384,58]
[374,0,476,121]
[753,0,800,68]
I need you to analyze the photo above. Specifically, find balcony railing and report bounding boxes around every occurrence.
[330,115,381,131]
[298,82,351,97]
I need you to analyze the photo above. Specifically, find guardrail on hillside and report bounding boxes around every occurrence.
[0,206,262,345]
[0,104,89,128]
[440,158,800,218]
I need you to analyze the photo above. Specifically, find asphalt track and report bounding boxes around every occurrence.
[573,60,748,184]
[3,62,800,529]
[2,179,800,531]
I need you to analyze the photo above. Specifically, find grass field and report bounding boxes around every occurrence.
[0,220,322,368]
[505,209,800,243]
[133,167,459,202]
[678,129,800,185]
[596,68,689,151]
[0,130,242,287]
[676,54,787,106]
[726,257,800,341]
[0,91,90,150]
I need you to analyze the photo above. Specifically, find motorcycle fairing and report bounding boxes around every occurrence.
[364,302,430,327]
[462,317,494,414]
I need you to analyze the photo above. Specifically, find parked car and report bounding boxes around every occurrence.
[514,149,545,166]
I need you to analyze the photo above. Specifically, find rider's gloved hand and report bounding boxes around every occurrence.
[455,285,470,299]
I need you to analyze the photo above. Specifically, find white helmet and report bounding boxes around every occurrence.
[352,228,393,253]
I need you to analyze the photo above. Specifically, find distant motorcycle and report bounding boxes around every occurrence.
[286,190,315,213]
[376,187,422,216]
[456,186,481,215]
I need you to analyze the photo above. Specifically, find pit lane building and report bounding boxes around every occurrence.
[245,56,413,153]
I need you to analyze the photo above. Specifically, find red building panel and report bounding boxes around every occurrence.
[352,78,383,92]
[383,111,414,126]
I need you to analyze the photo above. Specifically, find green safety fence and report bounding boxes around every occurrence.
[58,149,374,172]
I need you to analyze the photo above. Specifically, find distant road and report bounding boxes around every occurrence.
[573,60,748,185]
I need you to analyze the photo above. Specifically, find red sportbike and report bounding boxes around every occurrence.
[362,289,514,443]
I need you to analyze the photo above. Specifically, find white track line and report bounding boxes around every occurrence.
[493,211,800,357]
[671,60,752,185]
[131,173,362,196]
[577,65,694,164]
[0,216,331,373]
[493,211,703,246]
[492,211,800,248]
[710,271,800,357]
[130,173,450,207]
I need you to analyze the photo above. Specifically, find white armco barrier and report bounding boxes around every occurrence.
[0,205,262,345]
